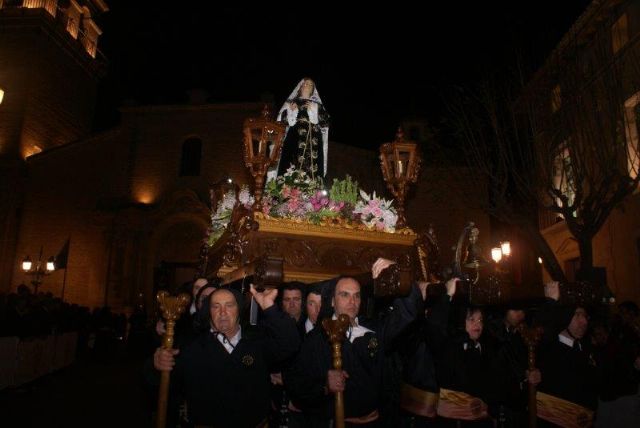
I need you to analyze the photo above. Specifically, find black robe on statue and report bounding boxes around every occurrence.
[276,98,330,180]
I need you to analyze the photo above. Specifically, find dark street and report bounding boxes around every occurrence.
[0,350,150,428]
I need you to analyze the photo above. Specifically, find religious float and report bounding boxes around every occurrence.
[198,103,498,301]
[155,79,596,428]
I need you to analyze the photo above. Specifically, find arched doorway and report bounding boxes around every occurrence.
[143,189,210,310]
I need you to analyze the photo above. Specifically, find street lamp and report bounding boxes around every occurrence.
[21,246,55,293]
[242,105,286,211]
[500,241,511,257]
[379,128,422,229]
[491,247,503,263]
[491,240,512,274]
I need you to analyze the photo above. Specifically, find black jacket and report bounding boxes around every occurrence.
[398,293,451,393]
[486,320,529,410]
[538,334,598,410]
[285,284,424,420]
[436,332,504,412]
[146,305,300,427]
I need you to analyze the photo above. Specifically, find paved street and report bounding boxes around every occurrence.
[0,350,151,428]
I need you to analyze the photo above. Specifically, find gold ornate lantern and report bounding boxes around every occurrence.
[242,105,286,211]
[379,128,422,229]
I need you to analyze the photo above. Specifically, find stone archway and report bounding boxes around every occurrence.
[143,190,210,310]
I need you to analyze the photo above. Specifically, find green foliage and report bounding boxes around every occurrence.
[307,208,340,225]
[329,175,359,206]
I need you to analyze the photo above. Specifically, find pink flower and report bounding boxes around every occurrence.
[287,198,300,213]
[329,201,344,211]
[290,188,302,199]
[372,207,383,218]
[281,186,291,198]
[375,220,385,231]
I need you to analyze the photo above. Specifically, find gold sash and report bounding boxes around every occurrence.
[399,382,439,418]
[436,388,489,421]
[344,409,379,424]
[537,391,593,428]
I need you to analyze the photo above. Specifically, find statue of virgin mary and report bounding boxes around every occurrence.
[267,78,330,183]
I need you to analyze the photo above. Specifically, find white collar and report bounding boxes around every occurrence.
[558,331,581,350]
[332,314,374,343]
[211,326,242,353]
[305,318,314,333]
[463,341,482,352]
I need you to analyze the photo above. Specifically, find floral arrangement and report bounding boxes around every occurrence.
[205,165,400,247]
[354,190,398,233]
[205,185,254,246]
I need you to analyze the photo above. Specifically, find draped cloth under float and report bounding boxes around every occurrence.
[436,388,489,421]
[401,387,593,426]
[267,78,330,183]
[536,391,594,428]
[400,384,490,421]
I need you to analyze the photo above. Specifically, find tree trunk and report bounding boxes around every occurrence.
[577,236,594,277]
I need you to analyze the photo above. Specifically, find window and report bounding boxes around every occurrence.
[551,85,562,113]
[552,142,576,215]
[623,93,640,180]
[612,13,629,54]
[179,137,202,177]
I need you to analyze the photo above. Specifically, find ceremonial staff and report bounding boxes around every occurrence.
[155,291,190,428]
[322,314,351,428]
[517,324,543,428]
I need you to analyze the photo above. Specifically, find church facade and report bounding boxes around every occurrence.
[0,1,492,312]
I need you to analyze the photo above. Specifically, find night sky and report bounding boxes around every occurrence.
[95,1,592,147]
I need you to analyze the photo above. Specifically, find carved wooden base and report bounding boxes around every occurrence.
[213,215,418,285]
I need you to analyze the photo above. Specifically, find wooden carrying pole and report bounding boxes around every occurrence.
[322,314,351,428]
[518,325,543,428]
[156,291,190,428]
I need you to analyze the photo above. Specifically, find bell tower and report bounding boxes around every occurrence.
[0,0,108,292]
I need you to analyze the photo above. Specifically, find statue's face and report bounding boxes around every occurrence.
[300,79,315,98]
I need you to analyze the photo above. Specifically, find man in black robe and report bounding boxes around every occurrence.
[487,301,540,427]
[149,285,300,428]
[536,282,598,426]
[396,277,458,426]
[270,282,307,426]
[285,259,429,427]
